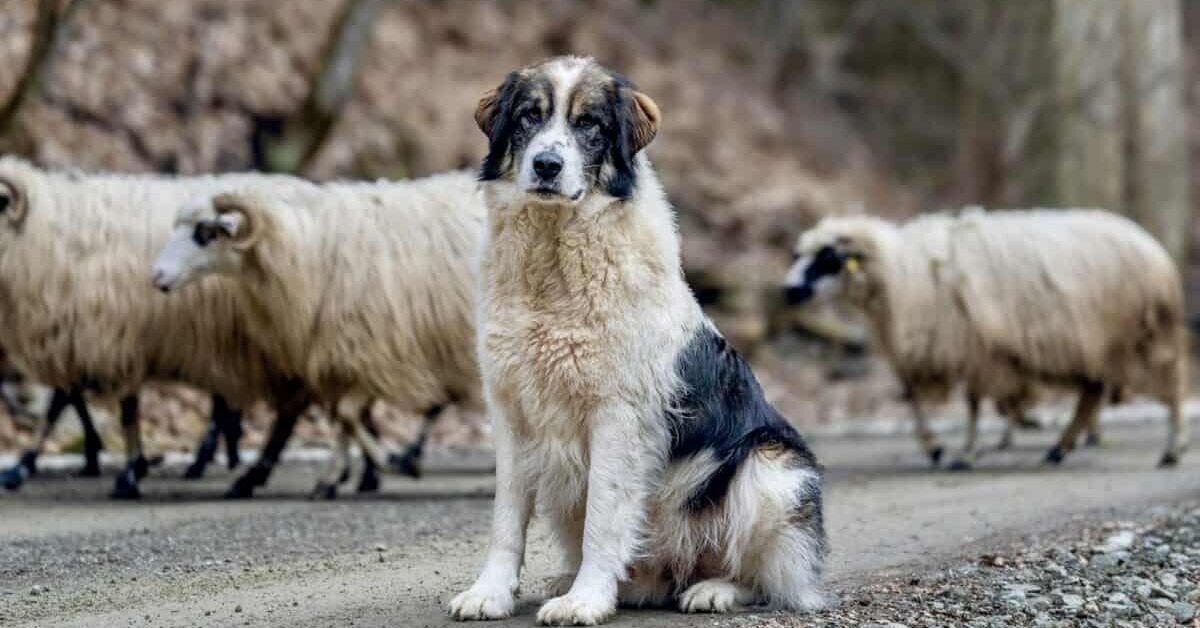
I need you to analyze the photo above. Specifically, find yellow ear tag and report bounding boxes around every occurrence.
[846,258,861,274]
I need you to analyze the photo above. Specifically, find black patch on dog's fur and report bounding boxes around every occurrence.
[604,74,641,200]
[667,325,820,511]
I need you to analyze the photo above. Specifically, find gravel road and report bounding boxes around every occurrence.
[2,420,1199,627]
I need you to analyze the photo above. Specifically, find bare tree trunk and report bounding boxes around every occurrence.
[1120,0,1190,268]
[1047,0,1125,210]
[0,0,89,147]
[252,0,386,175]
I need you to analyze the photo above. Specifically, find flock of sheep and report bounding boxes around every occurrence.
[0,151,1190,501]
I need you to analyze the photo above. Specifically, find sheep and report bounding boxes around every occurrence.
[783,209,1187,469]
[151,171,486,497]
[0,156,323,499]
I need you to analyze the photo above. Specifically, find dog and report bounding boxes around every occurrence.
[448,56,826,625]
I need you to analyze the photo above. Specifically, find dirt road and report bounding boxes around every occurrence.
[3,420,1199,627]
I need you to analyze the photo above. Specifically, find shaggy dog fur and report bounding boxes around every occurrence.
[784,210,1187,468]
[449,57,825,626]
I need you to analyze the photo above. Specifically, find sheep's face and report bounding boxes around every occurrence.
[475,56,660,207]
[783,225,870,306]
[152,198,249,293]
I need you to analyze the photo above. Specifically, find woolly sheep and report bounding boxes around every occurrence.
[783,209,1186,469]
[0,156,317,499]
[151,171,486,496]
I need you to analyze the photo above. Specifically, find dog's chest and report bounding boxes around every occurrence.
[483,208,656,412]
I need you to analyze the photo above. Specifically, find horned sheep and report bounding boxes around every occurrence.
[0,156,319,498]
[783,209,1187,469]
[152,171,486,497]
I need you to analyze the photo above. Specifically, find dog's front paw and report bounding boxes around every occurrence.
[545,573,576,597]
[679,580,740,613]
[448,584,515,621]
[536,593,614,626]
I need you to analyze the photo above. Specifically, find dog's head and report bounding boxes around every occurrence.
[474,56,661,206]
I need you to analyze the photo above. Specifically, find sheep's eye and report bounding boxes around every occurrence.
[0,196,9,213]
[192,223,217,247]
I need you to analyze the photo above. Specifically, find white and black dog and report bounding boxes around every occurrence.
[449,56,825,625]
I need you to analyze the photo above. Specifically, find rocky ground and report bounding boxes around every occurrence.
[755,504,1200,628]
[4,420,1200,627]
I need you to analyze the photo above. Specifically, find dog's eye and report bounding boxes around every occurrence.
[574,114,598,130]
[520,109,543,126]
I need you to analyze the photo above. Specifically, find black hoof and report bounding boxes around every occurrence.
[1159,452,1181,468]
[131,455,151,480]
[225,466,268,499]
[18,450,37,476]
[357,467,381,493]
[388,452,422,479]
[947,459,973,472]
[77,461,102,478]
[1,465,28,491]
[310,482,339,500]
[1044,446,1066,465]
[110,470,142,500]
[928,446,944,468]
[182,463,206,480]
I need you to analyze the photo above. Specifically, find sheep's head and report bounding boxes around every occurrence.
[782,217,878,306]
[152,193,262,293]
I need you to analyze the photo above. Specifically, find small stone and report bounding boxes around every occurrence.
[1089,554,1121,571]
[235,605,243,613]
[1170,601,1196,623]
[1161,572,1180,588]
[1057,593,1085,609]
[1094,530,1136,554]
[374,544,387,552]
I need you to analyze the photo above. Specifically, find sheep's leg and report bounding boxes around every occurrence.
[219,401,244,470]
[949,393,981,471]
[226,387,307,499]
[1,388,72,490]
[1083,412,1103,448]
[356,405,381,493]
[908,398,943,467]
[111,395,146,500]
[185,394,242,479]
[1045,382,1104,465]
[69,389,103,477]
[312,410,353,500]
[388,404,445,479]
[1158,360,1188,467]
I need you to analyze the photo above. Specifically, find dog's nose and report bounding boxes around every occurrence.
[532,152,563,180]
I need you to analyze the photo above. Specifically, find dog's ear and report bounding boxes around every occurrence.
[474,88,500,137]
[479,72,523,181]
[606,84,661,200]
[626,90,660,154]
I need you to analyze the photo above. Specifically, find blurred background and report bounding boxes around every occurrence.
[0,0,1194,456]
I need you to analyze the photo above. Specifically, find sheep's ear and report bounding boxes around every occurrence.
[0,176,27,226]
[212,194,263,251]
